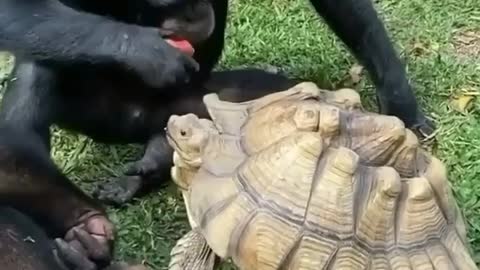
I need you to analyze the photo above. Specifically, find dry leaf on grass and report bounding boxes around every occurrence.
[449,88,479,113]
[337,64,364,88]
[455,31,480,44]
[453,30,480,58]
[411,41,428,56]
[0,52,14,80]
[409,39,440,57]
[348,64,364,84]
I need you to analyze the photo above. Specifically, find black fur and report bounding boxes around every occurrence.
[0,0,433,205]
[0,127,103,234]
[309,0,433,134]
[0,208,142,269]
[0,127,113,269]
[90,68,299,204]
[0,0,214,89]
[0,207,66,270]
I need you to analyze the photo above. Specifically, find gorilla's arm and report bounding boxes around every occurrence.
[0,127,115,267]
[0,1,137,65]
[0,0,198,88]
[310,0,434,135]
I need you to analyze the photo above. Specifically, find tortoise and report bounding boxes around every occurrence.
[165,82,477,269]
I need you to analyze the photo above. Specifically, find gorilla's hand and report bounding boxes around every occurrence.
[121,28,199,89]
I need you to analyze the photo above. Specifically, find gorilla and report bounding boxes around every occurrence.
[0,0,433,205]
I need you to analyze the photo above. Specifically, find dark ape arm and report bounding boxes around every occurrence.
[0,0,134,66]
[0,128,104,235]
[0,158,104,236]
[309,0,412,110]
[309,0,434,135]
[0,128,114,266]
[0,207,73,270]
[192,0,229,83]
[0,0,198,88]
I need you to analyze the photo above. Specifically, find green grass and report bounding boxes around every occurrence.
[1,0,480,268]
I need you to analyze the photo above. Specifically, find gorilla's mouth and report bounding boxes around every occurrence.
[163,34,195,56]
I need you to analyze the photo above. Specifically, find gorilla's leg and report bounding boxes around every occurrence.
[0,207,69,270]
[94,69,299,205]
[0,60,57,149]
[0,127,115,268]
[94,135,173,205]
[0,207,148,270]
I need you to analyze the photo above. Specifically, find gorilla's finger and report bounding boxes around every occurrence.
[55,238,97,270]
[73,228,111,261]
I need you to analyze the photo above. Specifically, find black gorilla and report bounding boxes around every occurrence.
[0,127,115,269]
[0,207,69,270]
[0,207,148,270]
[0,0,433,205]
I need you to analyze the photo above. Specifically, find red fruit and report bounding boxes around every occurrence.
[165,37,195,56]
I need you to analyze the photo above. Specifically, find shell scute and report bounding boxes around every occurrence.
[201,135,247,176]
[441,230,478,269]
[396,178,448,248]
[425,243,456,269]
[329,244,370,269]
[317,104,341,139]
[388,250,413,270]
[234,211,303,270]
[284,234,339,270]
[199,192,256,258]
[242,101,321,154]
[409,250,435,270]
[293,102,321,132]
[388,129,420,177]
[304,147,358,239]
[355,166,401,248]
[319,87,362,110]
[333,112,407,167]
[370,253,390,269]
[185,163,244,233]
[236,132,323,222]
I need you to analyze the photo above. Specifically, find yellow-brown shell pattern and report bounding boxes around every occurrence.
[184,83,476,269]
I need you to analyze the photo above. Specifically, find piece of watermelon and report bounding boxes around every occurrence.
[165,37,195,56]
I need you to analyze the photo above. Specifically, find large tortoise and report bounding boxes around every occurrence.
[165,82,477,269]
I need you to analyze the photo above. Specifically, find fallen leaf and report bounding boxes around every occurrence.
[348,64,364,84]
[335,64,364,89]
[453,29,480,58]
[0,52,14,82]
[455,30,480,44]
[449,89,479,113]
[411,42,427,56]
[408,38,440,57]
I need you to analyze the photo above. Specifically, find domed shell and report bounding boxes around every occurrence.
[171,82,476,269]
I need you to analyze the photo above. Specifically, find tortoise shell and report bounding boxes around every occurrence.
[167,82,476,269]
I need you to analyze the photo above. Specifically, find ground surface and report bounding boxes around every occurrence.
[0,0,479,269]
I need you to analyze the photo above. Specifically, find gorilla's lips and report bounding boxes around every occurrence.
[165,36,195,56]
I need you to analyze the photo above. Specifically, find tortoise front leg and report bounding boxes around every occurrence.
[169,229,217,270]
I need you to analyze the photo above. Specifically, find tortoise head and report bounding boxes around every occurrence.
[166,113,215,168]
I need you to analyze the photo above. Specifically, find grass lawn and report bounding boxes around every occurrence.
[1,0,480,269]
